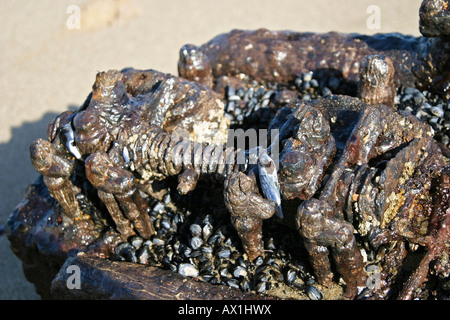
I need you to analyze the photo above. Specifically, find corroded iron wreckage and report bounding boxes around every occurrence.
[6,0,450,300]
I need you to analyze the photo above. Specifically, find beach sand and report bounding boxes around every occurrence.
[0,0,422,299]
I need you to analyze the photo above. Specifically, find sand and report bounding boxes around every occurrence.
[0,0,422,299]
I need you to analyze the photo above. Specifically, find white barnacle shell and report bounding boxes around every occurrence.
[189,224,202,237]
[178,263,199,278]
[190,236,203,250]
[123,146,130,164]
[258,153,283,218]
[63,124,82,160]
[66,140,82,160]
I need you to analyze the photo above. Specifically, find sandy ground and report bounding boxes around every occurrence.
[0,0,422,299]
